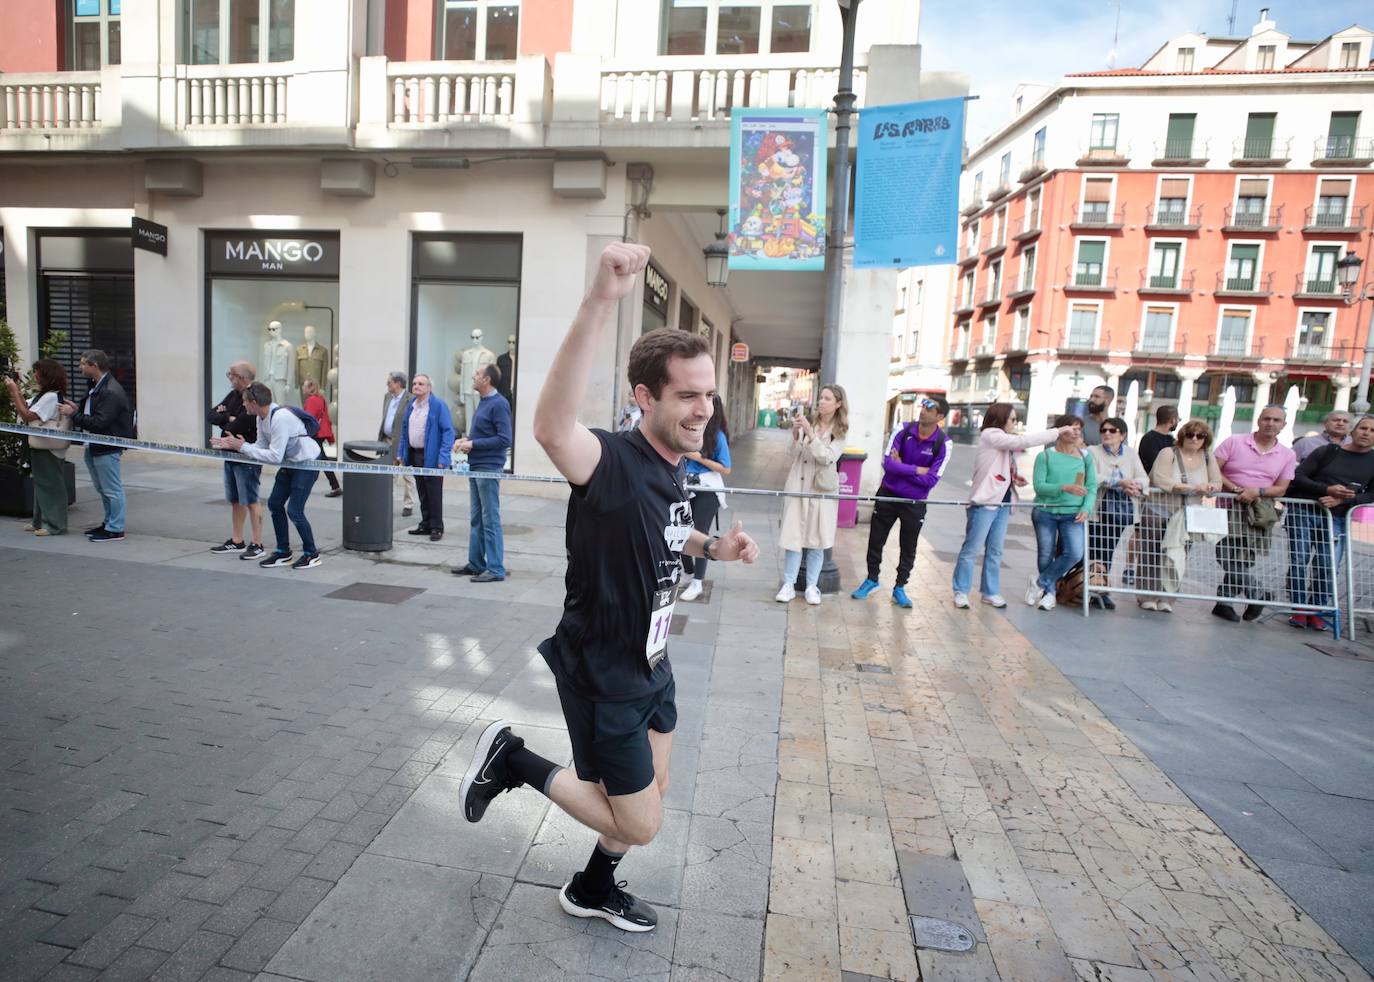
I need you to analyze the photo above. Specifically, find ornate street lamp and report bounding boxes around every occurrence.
[1334,249,1374,413]
[703,209,729,288]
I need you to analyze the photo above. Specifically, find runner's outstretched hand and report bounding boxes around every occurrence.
[590,243,652,303]
[715,521,760,564]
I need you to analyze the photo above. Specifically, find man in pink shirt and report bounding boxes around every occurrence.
[1211,405,1296,622]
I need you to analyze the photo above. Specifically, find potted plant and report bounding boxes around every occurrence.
[0,320,77,517]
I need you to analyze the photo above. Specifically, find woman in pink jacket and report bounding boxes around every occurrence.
[952,404,1071,609]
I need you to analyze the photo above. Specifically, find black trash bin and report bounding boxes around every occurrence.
[342,440,394,552]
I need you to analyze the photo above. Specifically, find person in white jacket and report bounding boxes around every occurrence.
[211,382,324,570]
[951,404,1072,609]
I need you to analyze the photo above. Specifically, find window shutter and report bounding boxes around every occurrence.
[1084,179,1112,203]
[1159,178,1189,199]
[1238,178,1269,197]
[1319,178,1352,197]
[1078,241,1106,264]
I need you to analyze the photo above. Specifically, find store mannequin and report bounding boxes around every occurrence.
[450,328,496,435]
[496,334,516,410]
[296,325,329,401]
[262,321,294,401]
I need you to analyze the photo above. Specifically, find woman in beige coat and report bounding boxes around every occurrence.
[777,384,849,605]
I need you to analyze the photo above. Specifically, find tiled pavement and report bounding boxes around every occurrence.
[0,429,1369,980]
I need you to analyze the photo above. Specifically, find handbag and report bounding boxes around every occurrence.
[809,430,839,493]
[29,414,72,454]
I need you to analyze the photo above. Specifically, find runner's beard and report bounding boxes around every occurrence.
[646,409,705,456]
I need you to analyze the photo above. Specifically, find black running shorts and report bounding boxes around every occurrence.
[554,675,677,797]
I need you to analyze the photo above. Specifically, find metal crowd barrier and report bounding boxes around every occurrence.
[1344,504,1374,640]
[1080,491,1342,637]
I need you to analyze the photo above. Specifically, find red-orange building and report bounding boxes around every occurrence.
[949,13,1374,433]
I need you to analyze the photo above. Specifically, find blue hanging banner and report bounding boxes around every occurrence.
[728,109,828,272]
[854,97,965,269]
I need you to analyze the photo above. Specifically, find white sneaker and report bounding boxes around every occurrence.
[953,592,970,609]
[982,594,1007,608]
[1139,598,1159,611]
[1025,575,1045,606]
[679,579,703,602]
[775,583,796,603]
[804,586,822,605]
[1157,600,1173,613]
[1037,592,1057,611]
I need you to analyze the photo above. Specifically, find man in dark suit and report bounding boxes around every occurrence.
[379,371,414,517]
[59,348,134,542]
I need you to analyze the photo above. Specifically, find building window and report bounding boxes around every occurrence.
[1307,245,1341,293]
[1176,46,1194,71]
[1242,112,1276,158]
[1235,178,1269,226]
[1025,189,1041,231]
[1217,309,1252,356]
[184,0,295,64]
[661,1,814,56]
[998,152,1011,188]
[1155,177,1189,224]
[1340,42,1361,69]
[1032,127,1046,168]
[1081,177,1112,221]
[1164,113,1195,159]
[895,284,908,313]
[964,220,979,257]
[907,325,919,358]
[987,260,1001,301]
[1325,112,1360,158]
[1297,311,1331,356]
[994,208,1007,245]
[1316,178,1351,226]
[973,171,984,199]
[915,279,923,306]
[1067,304,1099,348]
[1140,306,1174,352]
[1014,306,1031,349]
[1075,240,1105,287]
[961,271,974,308]
[72,0,121,69]
[1226,243,1260,291]
[1089,113,1119,150]
[1149,242,1181,289]
[438,0,519,60]
[954,324,970,359]
[1256,44,1275,70]
[981,314,996,350]
[1020,246,1036,289]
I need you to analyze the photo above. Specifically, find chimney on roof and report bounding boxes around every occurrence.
[1253,7,1275,34]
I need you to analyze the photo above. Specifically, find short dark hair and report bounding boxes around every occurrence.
[243,382,273,406]
[482,364,501,386]
[925,394,949,418]
[1093,385,1115,401]
[80,349,109,371]
[1054,413,1084,428]
[32,358,67,396]
[628,328,711,398]
[981,402,1016,431]
[1156,404,1179,424]
[1103,416,1128,438]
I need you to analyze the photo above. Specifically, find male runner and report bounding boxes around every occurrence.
[459,242,760,932]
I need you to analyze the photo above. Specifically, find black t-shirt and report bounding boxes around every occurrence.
[1138,430,1174,475]
[1292,445,1374,518]
[538,428,693,701]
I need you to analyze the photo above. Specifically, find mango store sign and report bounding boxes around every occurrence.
[208,233,340,277]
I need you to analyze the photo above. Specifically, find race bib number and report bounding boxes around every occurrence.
[646,588,674,669]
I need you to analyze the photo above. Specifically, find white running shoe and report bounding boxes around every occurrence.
[1037,592,1057,611]
[679,579,703,602]
[1025,575,1045,606]
[775,583,796,603]
[982,594,1007,608]
[953,592,970,609]
[1157,600,1173,612]
[1139,599,1159,611]
[804,586,822,605]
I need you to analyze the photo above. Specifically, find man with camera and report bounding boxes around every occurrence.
[58,349,134,542]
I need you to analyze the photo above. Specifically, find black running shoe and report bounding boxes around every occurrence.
[240,544,265,561]
[559,874,657,933]
[211,539,245,554]
[459,719,523,823]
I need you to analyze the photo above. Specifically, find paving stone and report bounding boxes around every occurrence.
[39,963,100,982]
[147,929,235,982]
[894,849,987,944]
[679,815,772,917]
[217,916,297,974]
[671,909,763,982]
[201,886,277,937]
[762,913,840,982]
[0,941,68,982]
[98,945,169,982]
[975,899,1075,982]
[265,875,332,925]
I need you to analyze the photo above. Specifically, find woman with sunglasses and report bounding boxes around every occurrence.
[1137,419,1223,611]
[1086,417,1149,610]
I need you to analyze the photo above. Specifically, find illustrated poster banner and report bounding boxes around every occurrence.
[854,97,965,269]
[728,109,828,271]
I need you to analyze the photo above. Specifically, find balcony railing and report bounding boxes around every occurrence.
[1063,331,1100,350]
[1070,205,1125,229]
[1232,136,1292,163]
[1222,204,1282,231]
[1303,204,1367,232]
[1214,271,1274,296]
[1211,335,1258,358]
[1287,339,1354,362]
[1152,137,1208,163]
[1312,136,1374,164]
[1145,204,1203,229]
[1077,142,1129,165]
[598,62,866,123]
[177,65,290,126]
[1133,330,1185,355]
[388,63,516,123]
[1138,269,1194,294]
[1293,273,1341,298]
[0,72,103,129]
[1063,265,1118,292]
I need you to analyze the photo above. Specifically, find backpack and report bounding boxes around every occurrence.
[1056,560,1085,606]
[271,405,321,439]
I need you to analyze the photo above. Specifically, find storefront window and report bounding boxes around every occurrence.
[38,231,136,408]
[679,293,698,332]
[205,232,340,431]
[411,234,522,469]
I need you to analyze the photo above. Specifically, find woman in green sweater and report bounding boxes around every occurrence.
[1026,414,1097,610]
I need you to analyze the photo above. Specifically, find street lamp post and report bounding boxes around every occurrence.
[818,0,860,385]
[1336,249,1374,413]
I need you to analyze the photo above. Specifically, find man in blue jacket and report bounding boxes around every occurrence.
[397,374,454,541]
[451,364,513,581]
[852,395,950,609]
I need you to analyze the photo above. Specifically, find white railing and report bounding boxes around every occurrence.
[0,72,102,129]
[177,66,289,126]
[598,62,867,123]
[388,61,515,124]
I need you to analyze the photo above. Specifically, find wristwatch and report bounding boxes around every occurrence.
[704,535,722,559]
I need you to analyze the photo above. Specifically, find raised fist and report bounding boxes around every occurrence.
[589,243,652,303]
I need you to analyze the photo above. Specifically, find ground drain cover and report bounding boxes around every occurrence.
[856,662,892,674]
[909,916,975,953]
[324,582,426,605]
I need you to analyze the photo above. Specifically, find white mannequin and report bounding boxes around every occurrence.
[262,321,294,401]
[296,324,329,400]
[450,328,496,433]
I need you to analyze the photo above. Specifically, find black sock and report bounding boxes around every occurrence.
[506,746,560,796]
[580,841,625,901]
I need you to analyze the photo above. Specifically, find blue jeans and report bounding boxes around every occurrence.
[783,548,823,589]
[84,449,125,533]
[1032,508,1086,594]
[468,474,505,577]
[952,505,1010,597]
[1287,504,1344,609]
[268,467,319,555]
